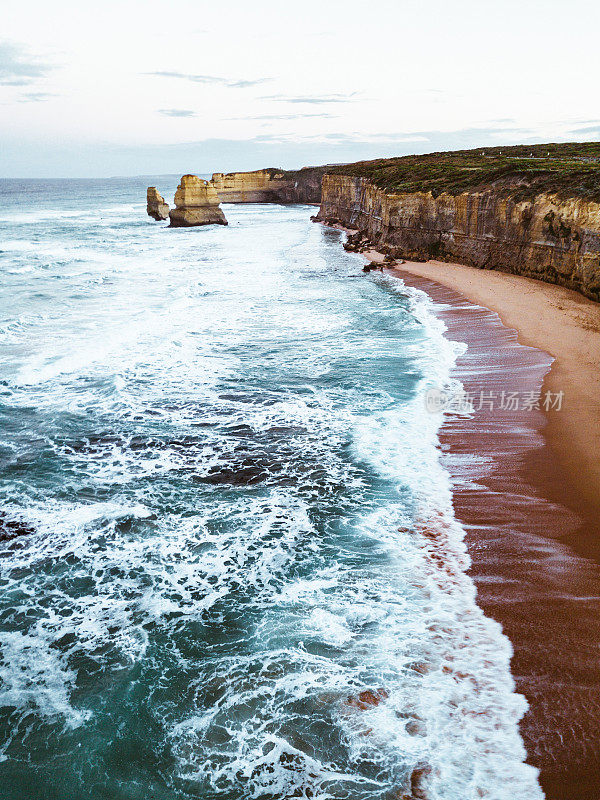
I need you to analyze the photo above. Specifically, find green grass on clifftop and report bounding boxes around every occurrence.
[325,142,600,201]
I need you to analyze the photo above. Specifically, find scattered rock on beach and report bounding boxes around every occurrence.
[344,233,372,253]
[169,175,228,227]
[146,187,170,220]
[343,231,366,252]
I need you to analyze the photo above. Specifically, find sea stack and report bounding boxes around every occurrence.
[169,175,228,227]
[146,187,170,220]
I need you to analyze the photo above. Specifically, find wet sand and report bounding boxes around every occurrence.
[381,261,600,799]
[386,258,600,542]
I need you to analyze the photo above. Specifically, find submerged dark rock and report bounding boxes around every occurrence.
[0,511,35,542]
[410,765,432,799]
[344,688,389,709]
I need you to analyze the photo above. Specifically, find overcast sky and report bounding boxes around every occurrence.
[1,0,599,177]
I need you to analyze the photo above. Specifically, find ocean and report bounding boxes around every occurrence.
[0,178,542,800]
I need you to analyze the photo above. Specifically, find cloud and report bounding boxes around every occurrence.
[1,125,578,179]
[228,79,269,88]
[0,40,53,86]
[252,131,430,145]
[261,92,358,104]
[231,124,549,153]
[158,108,196,117]
[227,113,338,121]
[147,71,269,88]
[569,124,600,135]
[18,92,57,103]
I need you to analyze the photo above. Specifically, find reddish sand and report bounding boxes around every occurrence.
[381,256,600,536]
[318,218,600,795]
[375,261,600,800]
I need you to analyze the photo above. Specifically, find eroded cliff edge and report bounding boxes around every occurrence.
[315,144,600,301]
[147,143,600,300]
[210,166,327,204]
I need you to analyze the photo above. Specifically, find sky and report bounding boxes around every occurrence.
[1,0,599,177]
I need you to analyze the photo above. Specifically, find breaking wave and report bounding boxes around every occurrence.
[0,181,542,799]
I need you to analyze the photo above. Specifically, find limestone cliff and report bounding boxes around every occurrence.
[317,174,600,301]
[147,187,169,220]
[275,166,329,204]
[169,175,228,228]
[157,144,600,300]
[210,170,288,203]
[209,167,326,205]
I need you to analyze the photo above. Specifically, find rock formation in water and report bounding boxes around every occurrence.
[169,175,228,227]
[146,187,170,220]
[0,511,35,542]
[169,144,600,300]
[317,173,600,301]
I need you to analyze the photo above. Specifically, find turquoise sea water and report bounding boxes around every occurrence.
[0,179,542,799]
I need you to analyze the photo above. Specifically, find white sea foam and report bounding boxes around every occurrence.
[0,200,543,798]
[344,283,542,799]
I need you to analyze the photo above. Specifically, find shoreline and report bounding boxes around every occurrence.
[385,264,600,799]
[389,268,600,799]
[368,252,600,558]
[320,220,600,552]
[319,220,600,797]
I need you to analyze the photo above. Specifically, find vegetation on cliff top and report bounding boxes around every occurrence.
[325,142,600,202]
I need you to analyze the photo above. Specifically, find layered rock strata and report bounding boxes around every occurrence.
[169,175,228,227]
[210,170,288,203]
[209,167,327,205]
[317,174,600,301]
[146,187,170,220]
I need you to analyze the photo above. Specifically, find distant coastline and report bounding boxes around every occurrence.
[149,142,600,302]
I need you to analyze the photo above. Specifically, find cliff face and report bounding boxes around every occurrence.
[276,167,329,204]
[317,174,600,301]
[209,167,325,205]
[210,170,288,203]
[146,143,600,301]
[169,175,228,227]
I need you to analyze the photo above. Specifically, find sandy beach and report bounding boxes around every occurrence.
[375,257,600,798]
[372,256,600,548]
